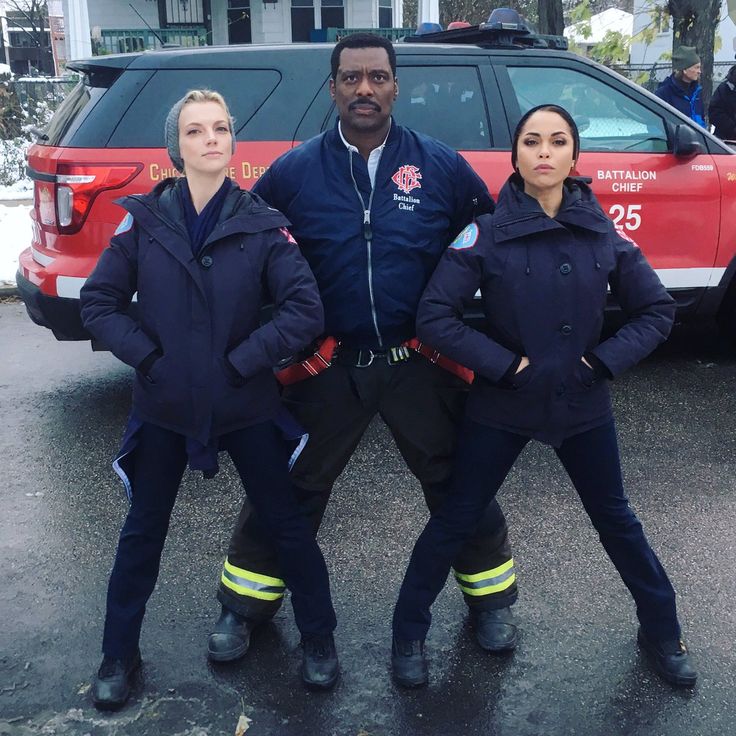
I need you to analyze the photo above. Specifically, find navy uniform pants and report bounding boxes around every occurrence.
[103,421,336,660]
[218,355,517,622]
[393,418,680,644]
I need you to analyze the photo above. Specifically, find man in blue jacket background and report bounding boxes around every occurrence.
[207,33,519,673]
[655,46,705,127]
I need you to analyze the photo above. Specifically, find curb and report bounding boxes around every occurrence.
[0,284,19,297]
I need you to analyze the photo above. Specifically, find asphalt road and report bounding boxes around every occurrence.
[1,300,735,736]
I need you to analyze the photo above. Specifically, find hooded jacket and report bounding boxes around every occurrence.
[708,78,736,141]
[655,74,705,127]
[80,177,323,445]
[416,176,675,446]
[252,119,494,350]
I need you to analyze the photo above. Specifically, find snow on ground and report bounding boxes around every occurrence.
[0,203,32,287]
[0,180,33,200]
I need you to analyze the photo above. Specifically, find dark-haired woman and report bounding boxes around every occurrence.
[390,104,696,690]
[709,65,736,141]
[81,89,338,710]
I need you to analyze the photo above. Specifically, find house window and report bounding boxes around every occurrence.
[228,0,251,43]
[321,0,344,31]
[291,0,315,42]
[379,0,392,29]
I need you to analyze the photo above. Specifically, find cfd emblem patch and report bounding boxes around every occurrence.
[391,164,422,195]
[449,223,479,250]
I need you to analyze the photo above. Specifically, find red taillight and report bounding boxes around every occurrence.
[52,163,143,234]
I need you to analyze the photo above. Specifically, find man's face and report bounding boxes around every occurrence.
[683,62,701,83]
[330,46,397,138]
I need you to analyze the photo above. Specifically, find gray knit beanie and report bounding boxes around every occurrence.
[164,94,236,173]
[672,46,700,71]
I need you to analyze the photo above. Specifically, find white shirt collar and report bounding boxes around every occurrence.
[338,120,391,188]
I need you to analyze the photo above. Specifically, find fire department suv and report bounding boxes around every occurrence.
[17,19,736,342]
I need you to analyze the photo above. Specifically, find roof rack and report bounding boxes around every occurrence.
[403,6,568,51]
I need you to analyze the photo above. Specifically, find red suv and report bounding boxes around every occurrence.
[17,24,736,341]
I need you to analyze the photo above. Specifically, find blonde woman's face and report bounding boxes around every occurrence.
[178,100,233,176]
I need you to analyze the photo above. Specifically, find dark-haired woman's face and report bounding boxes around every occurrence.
[515,110,576,199]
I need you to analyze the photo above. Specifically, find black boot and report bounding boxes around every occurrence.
[391,636,428,688]
[208,606,255,662]
[92,650,141,711]
[301,633,339,690]
[471,607,518,653]
[637,628,697,687]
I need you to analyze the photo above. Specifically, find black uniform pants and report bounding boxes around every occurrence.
[102,421,336,660]
[218,355,517,622]
[393,418,680,644]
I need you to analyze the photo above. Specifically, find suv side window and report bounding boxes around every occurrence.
[299,65,491,150]
[506,66,669,153]
[107,69,281,146]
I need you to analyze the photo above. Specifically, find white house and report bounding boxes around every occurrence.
[564,7,633,57]
[61,0,409,61]
[630,0,736,64]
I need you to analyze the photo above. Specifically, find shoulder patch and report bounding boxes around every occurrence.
[615,227,640,248]
[449,223,479,250]
[114,213,134,236]
[279,226,298,245]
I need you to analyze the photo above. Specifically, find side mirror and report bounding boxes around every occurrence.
[673,123,705,158]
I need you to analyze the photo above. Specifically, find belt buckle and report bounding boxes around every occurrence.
[387,345,412,365]
[355,348,375,368]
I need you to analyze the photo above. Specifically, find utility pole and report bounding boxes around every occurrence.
[64,0,91,60]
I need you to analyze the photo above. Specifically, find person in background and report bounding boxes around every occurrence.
[709,64,736,141]
[80,89,338,710]
[655,46,705,127]
[390,104,697,690]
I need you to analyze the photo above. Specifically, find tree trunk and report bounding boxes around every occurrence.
[667,0,721,116]
[537,0,564,35]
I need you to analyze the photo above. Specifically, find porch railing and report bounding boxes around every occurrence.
[95,27,207,55]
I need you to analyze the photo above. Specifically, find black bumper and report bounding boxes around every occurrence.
[15,270,89,341]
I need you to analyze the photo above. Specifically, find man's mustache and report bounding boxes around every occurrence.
[349,100,381,112]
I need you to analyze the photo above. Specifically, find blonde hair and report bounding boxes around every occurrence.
[180,89,235,131]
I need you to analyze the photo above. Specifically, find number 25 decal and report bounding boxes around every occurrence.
[609,204,642,231]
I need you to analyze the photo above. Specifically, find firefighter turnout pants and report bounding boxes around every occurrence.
[217,354,518,623]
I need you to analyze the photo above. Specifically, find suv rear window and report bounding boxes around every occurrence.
[42,78,109,146]
[107,69,281,146]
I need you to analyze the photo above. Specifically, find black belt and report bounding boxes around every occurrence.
[335,345,414,367]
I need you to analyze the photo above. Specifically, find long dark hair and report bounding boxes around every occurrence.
[511,104,580,171]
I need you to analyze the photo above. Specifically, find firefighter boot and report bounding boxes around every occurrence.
[92,649,141,711]
[472,606,518,653]
[301,633,339,690]
[392,636,428,688]
[637,628,697,687]
[208,606,256,662]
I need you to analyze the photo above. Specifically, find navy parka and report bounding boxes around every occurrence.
[80,177,324,445]
[253,119,494,350]
[417,176,675,446]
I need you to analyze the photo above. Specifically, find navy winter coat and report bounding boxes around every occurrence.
[80,177,324,445]
[253,119,494,350]
[416,176,675,446]
[708,79,736,141]
[655,74,705,127]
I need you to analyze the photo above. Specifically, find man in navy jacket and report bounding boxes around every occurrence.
[655,46,705,127]
[208,33,520,664]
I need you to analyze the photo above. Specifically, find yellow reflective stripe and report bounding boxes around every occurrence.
[220,558,285,601]
[454,558,516,597]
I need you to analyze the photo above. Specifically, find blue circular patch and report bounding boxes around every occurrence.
[449,222,479,250]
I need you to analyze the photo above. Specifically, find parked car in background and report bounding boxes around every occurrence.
[16,11,736,343]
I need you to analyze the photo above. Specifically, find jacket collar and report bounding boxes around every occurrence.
[326,116,401,151]
[492,174,611,243]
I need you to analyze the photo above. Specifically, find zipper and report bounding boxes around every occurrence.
[348,149,383,348]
